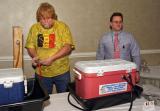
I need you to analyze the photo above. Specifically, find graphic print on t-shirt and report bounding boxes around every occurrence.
[37,33,55,48]
[37,34,44,47]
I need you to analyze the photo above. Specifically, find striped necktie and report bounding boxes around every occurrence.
[114,32,120,58]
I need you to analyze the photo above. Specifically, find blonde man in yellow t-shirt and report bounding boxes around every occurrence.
[25,2,75,94]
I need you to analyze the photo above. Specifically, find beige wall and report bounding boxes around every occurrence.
[0,0,160,77]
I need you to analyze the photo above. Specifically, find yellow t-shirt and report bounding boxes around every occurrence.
[25,20,75,77]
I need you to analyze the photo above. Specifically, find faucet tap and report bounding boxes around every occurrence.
[141,59,150,73]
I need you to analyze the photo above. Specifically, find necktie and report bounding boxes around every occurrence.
[114,32,120,58]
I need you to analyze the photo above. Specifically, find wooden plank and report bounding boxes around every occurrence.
[13,26,23,68]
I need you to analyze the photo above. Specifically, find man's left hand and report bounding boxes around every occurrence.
[39,57,53,66]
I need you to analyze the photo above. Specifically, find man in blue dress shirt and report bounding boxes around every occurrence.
[96,12,141,72]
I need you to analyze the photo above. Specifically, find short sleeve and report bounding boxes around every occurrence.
[25,25,37,49]
[61,24,75,49]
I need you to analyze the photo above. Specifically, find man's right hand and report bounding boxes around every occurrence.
[32,57,39,67]
[135,71,140,83]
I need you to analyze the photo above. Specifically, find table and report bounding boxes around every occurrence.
[43,93,160,111]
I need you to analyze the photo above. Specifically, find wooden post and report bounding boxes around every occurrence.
[13,26,23,68]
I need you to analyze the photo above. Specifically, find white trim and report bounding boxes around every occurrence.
[0,56,13,62]
[140,49,160,54]
[0,49,160,61]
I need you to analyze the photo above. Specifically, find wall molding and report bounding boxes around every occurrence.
[0,49,160,62]
[140,49,160,54]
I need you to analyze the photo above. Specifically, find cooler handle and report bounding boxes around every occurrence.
[3,80,13,88]
[24,76,27,94]
[73,69,81,80]
[126,66,132,73]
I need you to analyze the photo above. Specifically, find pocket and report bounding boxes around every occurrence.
[121,43,130,59]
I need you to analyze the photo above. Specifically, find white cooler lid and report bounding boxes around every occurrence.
[0,68,24,84]
[74,59,137,74]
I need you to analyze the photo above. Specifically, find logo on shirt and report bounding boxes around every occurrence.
[37,33,55,48]
[37,34,44,47]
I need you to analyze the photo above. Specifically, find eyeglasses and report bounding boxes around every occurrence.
[112,21,123,24]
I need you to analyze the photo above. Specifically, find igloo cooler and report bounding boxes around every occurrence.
[0,68,24,105]
[73,59,138,99]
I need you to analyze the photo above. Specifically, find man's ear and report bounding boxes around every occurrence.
[109,22,112,29]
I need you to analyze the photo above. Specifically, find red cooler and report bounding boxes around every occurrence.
[73,59,138,99]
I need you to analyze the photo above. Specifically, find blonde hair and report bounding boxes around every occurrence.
[36,2,56,22]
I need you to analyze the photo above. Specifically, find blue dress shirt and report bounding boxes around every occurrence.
[96,31,141,71]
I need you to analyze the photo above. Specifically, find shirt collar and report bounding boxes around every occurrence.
[112,30,122,35]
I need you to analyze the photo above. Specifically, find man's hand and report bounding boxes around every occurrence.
[32,57,39,66]
[135,71,140,83]
[39,57,53,66]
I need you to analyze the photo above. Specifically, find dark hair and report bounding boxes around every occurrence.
[110,12,123,22]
